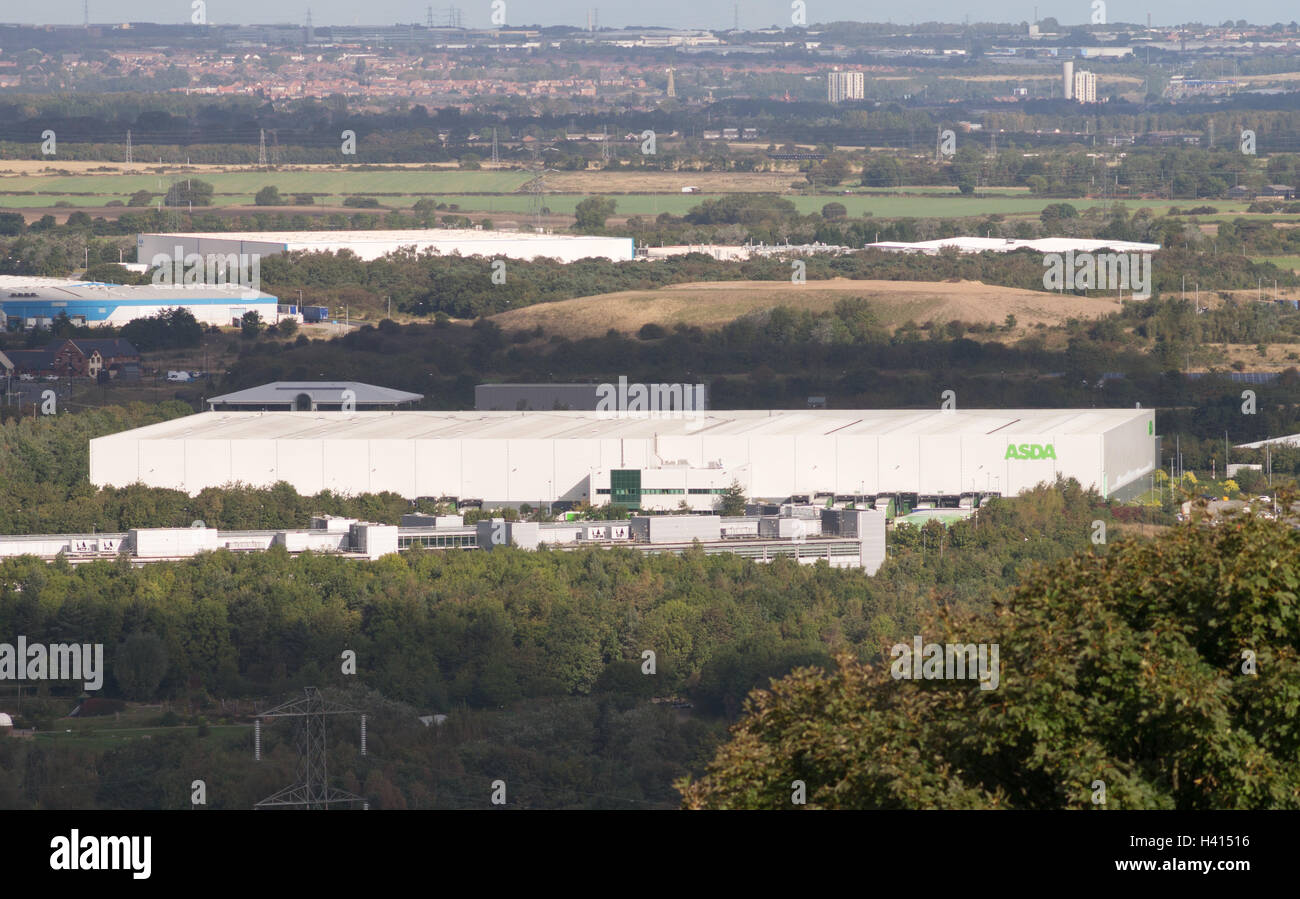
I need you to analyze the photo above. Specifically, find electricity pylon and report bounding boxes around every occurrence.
[254,687,368,810]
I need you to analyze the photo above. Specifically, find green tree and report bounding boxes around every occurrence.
[812,154,851,186]
[716,481,747,517]
[113,632,169,700]
[1041,202,1080,228]
[573,196,617,232]
[860,155,901,188]
[680,509,1300,809]
[240,310,264,338]
[127,189,154,207]
[83,262,146,285]
[820,202,848,221]
[164,180,214,207]
[121,307,203,351]
[254,185,284,206]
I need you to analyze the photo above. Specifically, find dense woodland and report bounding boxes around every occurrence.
[683,507,1300,809]
[0,479,1122,808]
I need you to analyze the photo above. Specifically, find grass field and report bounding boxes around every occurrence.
[0,164,1248,220]
[33,723,249,751]
[491,277,1123,338]
[1,191,1200,219]
[1252,255,1300,272]
[0,169,532,196]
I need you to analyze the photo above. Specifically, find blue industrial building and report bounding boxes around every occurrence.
[1,277,279,330]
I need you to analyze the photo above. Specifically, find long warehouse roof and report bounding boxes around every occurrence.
[867,237,1162,254]
[98,408,1148,443]
[143,229,627,246]
[0,276,273,300]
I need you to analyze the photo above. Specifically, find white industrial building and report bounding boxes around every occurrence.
[866,237,1161,255]
[636,242,852,261]
[89,408,1158,509]
[137,229,635,264]
[0,510,887,572]
[0,276,278,329]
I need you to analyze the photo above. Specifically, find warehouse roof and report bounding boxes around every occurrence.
[1237,433,1300,449]
[142,229,628,246]
[0,276,273,300]
[98,408,1149,443]
[206,382,424,408]
[3,348,57,372]
[867,237,1162,254]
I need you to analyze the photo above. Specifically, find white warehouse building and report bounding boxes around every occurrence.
[90,408,1158,509]
[137,229,635,265]
[1,276,278,329]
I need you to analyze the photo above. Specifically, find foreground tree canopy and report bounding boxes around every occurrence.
[680,508,1300,809]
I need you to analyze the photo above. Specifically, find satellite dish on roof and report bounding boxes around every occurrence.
[191,520,206,529]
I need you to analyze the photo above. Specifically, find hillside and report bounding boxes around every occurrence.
[490,277,1125,338]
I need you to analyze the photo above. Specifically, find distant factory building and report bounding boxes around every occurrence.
[206,381,424,412]
[637,241,852,261]
[137,228,636,265]
[90,407,1159,509]
[0,508,888,573]
[0,276,278,330]
[866,236,1160,255]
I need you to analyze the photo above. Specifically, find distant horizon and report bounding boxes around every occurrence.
[5,2,1300,31]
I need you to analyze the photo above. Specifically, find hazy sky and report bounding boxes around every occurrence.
[13,1,1300,29]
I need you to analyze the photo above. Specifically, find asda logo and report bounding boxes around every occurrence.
[1005,443,1057,460]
